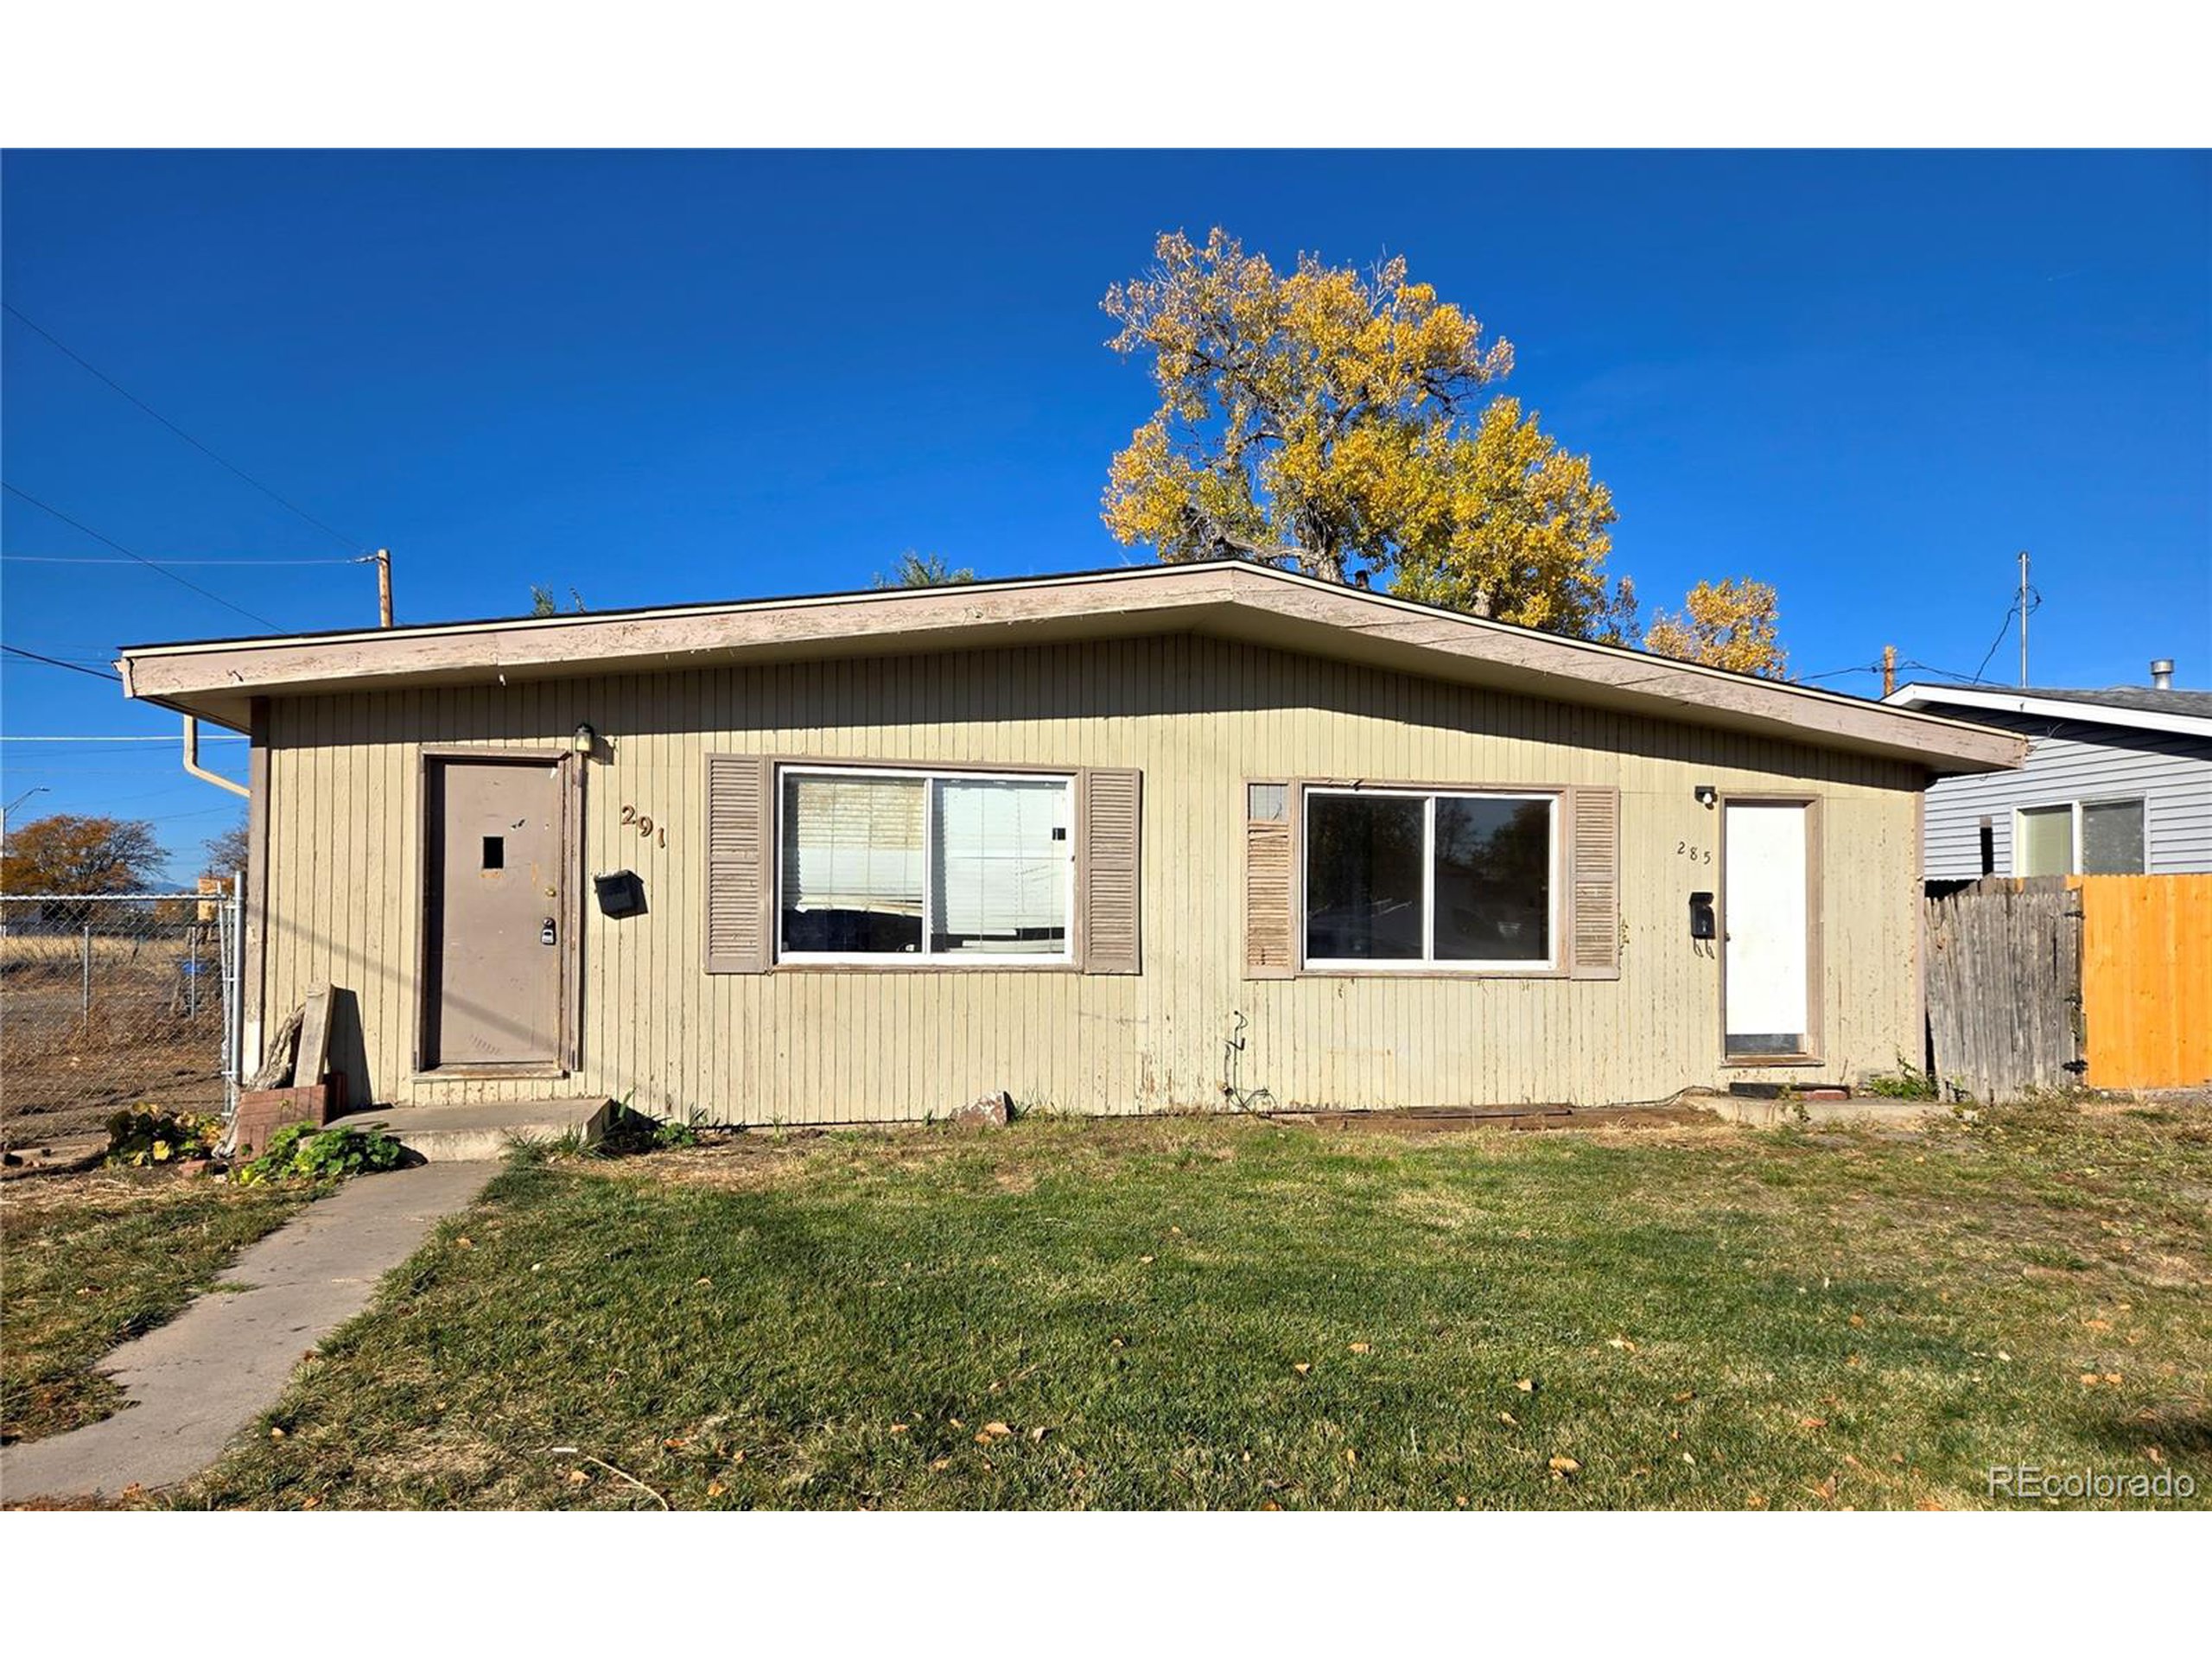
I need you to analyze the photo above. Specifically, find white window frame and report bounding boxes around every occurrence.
[774,762,1077,967]
[1300,785,1561,973]
[2012,796,2148,877]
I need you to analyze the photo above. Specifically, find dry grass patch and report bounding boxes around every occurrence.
[167,1098,2212,1511]
[2,1166,311,1444]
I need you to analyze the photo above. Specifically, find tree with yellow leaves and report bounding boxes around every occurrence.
[1643,579,1789,678]
[1101,228,1635,639]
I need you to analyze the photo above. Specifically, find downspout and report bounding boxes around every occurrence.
[183,715,250,798]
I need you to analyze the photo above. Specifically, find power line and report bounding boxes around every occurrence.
[1,484,282,630]
[4,552,368,567]
[2,643,123,683]
[1969,587,2041,686]
[3,301,364,551]
[0,734,246,742]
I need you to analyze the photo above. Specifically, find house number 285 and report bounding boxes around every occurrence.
[1676,841,1712,864]
[620,804,668,848]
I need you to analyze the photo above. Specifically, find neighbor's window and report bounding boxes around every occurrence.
[2081,799,2145,874]
[2014,798,2146,877]
[1303,788,1555,969]
[779,766,1072,962]
[2016,804,2072,878]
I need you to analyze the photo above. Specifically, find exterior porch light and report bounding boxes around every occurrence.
[573,722,598,756]
[1694,784,1718,808]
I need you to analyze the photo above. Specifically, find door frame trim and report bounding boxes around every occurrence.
[1718,792,1824,1068]
[414,746,582,1078]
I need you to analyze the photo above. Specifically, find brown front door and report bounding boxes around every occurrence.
[423,756,569,1068]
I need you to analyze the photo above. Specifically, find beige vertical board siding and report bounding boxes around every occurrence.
[260,633,1927,1121]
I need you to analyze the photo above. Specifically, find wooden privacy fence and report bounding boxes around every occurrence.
[2077,874,2212,1090]
[1924,878,2082,1103]
[1924,874,2212,1100]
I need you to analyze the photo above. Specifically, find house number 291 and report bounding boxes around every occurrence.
[620,804,668,848]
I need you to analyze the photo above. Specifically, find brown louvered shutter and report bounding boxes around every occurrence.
[1567,785,1621,980]
[705,754,772,973]
[1244,781,1296,979]
[1079,767,1141,974]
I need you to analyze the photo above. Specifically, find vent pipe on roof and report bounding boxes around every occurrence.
[2151,658,2176,690]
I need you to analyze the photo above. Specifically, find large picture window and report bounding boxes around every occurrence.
[778,766,1073,962]
[1303,787,1556,969]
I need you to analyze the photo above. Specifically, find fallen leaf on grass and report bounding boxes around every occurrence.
[1548,1456,1580,1476]
[1605,1336,1637,1352]
[567,1468,590,1487]
[707,1481,727,1497]
[929,1458,951,1472]
[1497,1412,1518,1427]
[1349,1342,1371,1355]
[454,1236,472,1249]
[1293,1363,1312,1376]
[1138,1255,1154,1265]
[1798,1417,1827,1430]
[1516,1378,1535,1393]
[889,1424,908,1434]
[1344,1449,1357,1466]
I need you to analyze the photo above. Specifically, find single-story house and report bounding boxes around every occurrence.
[118,560,2022,1123]
[1883,671,2212,880]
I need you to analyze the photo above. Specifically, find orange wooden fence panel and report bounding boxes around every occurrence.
[2076,874,2212,1090]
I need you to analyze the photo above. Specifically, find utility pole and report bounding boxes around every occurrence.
[2018,550,2030,688]
[1880,644,1897,698]
[375,548,393,628]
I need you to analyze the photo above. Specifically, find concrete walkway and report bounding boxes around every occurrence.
[0,1160,493,1503]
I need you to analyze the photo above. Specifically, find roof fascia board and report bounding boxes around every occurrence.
[117,561,2024,772]
[1886,683,2212,741]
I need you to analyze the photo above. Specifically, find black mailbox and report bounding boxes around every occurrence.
[1688,891,1716,941]
[594,870,645,918]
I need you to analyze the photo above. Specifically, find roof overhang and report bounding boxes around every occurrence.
[120,562,2024,775]
[1885,683,2212,741]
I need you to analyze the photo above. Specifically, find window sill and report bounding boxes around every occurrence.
[772,960,1084,975]
[413,1064,573,1082]
[1722,1054,1823,1069]
[1294,965,1568,981]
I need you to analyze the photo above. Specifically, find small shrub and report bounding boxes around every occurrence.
[236,1122,406,1185]
[105,1106,221,1167]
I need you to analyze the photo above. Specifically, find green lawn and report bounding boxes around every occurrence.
[172,1099,2209,1510]
[2,1169,311,1445]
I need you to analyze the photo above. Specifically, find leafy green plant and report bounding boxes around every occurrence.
[236,1122,406,1185]
[1860,1064,1940,1101]
[597,1102,702,1155]
[105,1107,222,1168]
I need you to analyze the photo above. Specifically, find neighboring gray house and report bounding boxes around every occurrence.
[1886,666,2212,880]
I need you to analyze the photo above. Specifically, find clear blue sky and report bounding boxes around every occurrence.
[3,150,2207,881]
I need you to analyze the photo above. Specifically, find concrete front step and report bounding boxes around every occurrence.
[323,1096,614,1162]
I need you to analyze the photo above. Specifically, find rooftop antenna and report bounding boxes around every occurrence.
[2018,550,2030,688]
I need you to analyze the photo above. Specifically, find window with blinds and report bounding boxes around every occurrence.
[777,766,1072,962]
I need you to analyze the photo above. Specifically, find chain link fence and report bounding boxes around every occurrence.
[0,890,243,1149]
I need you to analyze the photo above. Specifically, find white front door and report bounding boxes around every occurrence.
[1724,801,1811,1058]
